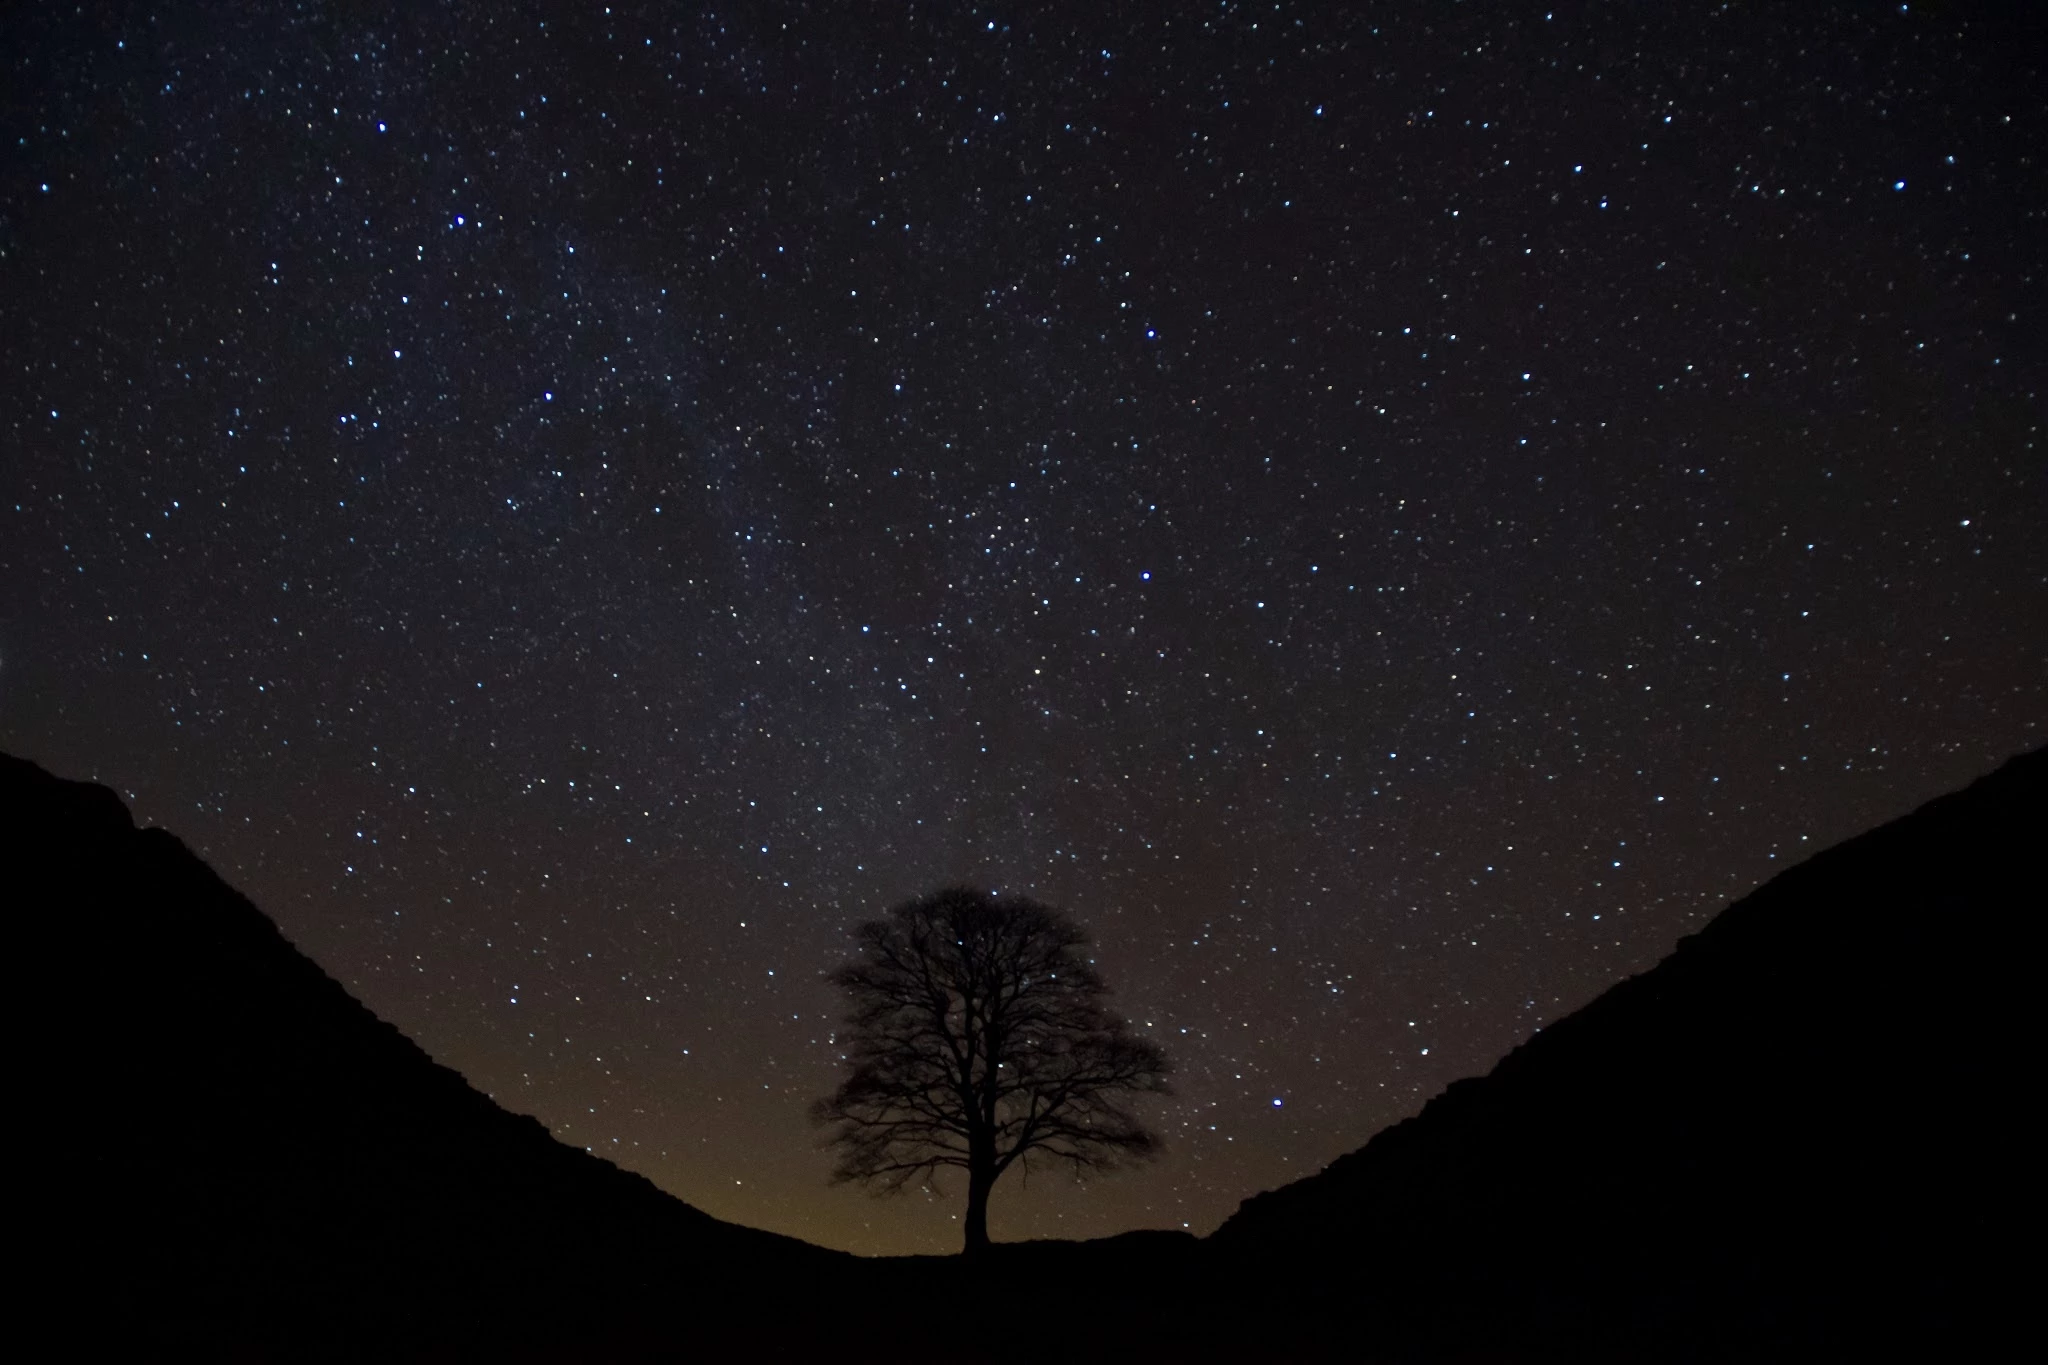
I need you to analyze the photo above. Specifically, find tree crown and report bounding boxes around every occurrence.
[814,887,1170,1205]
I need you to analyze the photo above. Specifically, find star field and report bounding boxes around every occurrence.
[3,1,2042,1255]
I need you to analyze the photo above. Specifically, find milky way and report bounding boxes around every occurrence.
[4,2,2041,1253]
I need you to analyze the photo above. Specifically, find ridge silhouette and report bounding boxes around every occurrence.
[8,746,2037,1360]
[4,753,848,1359]
[1210,745,2039,1360]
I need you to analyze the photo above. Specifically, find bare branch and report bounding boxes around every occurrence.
[814,887,1172,1253]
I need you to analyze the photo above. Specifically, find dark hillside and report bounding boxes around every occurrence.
[3,753,852,1358]
[11,747,2037,1361]
[1211,746,2042,1360]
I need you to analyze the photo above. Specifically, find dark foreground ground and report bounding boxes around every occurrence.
[9,747,2038,1361]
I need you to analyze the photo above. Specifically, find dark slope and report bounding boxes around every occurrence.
[1209,746,2043,1360]
[12,748,2038,1362]
[4,754,853,1358]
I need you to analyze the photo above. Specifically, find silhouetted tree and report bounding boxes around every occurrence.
[813,887,1170,1255]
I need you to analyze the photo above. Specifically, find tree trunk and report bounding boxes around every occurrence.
[962,1158,994,1257]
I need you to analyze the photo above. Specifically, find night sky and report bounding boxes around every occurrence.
[4,2,2041,1256]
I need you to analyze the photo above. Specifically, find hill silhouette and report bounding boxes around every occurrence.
[9,746,2037,1360]
[1209,745,2041,1360]
[4,753,854,1359]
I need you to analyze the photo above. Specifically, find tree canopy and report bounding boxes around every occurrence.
[813,887,1170,1254]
